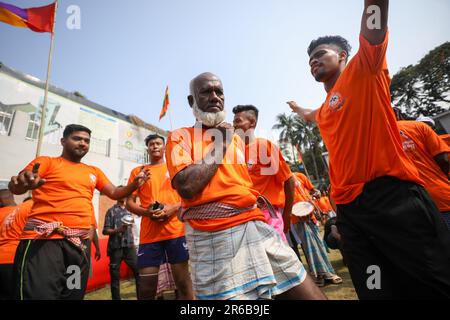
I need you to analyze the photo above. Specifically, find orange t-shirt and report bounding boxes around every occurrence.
[245,138,293,208]
[128,163,185,244]
[318,197,333,212]
[295,173,314,191]
[165,127,265,232]
[397,121,450,212]
[0,201,33,264]
[315,32,423,205]
[439,134,450,175]
[291,172,315,224]
[20,156,111,239]
[439,134,450,147]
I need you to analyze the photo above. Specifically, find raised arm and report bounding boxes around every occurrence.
[102,167,150,200]
[287,101,317,123]
[361,0,389,45]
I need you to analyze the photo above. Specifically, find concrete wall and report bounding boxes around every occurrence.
[0,70,163,233]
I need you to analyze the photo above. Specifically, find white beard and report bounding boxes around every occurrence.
[192,101,226,127]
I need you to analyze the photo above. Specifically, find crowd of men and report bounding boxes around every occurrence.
[0,0,449,300]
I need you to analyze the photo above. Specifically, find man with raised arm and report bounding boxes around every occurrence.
[288,1,450,299]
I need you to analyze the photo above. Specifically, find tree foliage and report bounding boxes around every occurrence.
[391,42,450,118]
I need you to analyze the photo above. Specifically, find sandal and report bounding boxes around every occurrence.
[324,274,343,285]
[314,275,325,287]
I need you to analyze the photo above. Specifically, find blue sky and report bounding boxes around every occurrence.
[1,0,449,141]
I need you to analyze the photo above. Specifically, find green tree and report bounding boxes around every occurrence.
[273,113,328,184]
[391,42,450,118]
[272,113,298,163]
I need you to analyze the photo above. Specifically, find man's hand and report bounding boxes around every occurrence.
[287,101,303,116]
[94,249,101,261]
[287,101,317,123]
[145,208,164,220]
[283,213,291,234]
[133,166,151,187]
[312,190,321,199]
[216,121,234,136]
[151,204,179,222]
[10,163,46,194]
[116,225,128,234]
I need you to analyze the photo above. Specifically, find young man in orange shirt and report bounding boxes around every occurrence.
[232,104,295,242]
[165,72,325,300]
[397,120,450,229]
[290,173,342,286]
[126,134,193,300]
[8,124,149,300]
[288,0,450,299]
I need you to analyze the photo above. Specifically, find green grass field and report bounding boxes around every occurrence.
[85,248,357,300]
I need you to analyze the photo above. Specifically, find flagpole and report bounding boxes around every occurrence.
[35,1,58,157]
[167,104,173,131]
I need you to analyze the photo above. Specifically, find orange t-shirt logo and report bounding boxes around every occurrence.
[400,130,416,152]
[3,208,18,229]
[89,173,97,185]
[328,92,346,112]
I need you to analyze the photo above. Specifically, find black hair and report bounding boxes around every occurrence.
[145,134,165,147]
[307,36,352,62]
[63,124,91,138]
[232,105,259,121]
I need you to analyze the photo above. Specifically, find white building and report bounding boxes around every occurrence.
[0,62,167,234]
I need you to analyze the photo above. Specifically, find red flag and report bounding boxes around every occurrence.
[0,1,56,33]
[159,86,170,121]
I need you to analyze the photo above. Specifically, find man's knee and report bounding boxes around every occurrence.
[137,268,159,300]
[109,263,121,277]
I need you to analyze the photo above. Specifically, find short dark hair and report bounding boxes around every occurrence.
[63,124,91,138]
[307,36,352,61]
[145,134,165,147]
[232,105,259,121]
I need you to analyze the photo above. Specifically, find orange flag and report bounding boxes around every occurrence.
[159,85,170,121]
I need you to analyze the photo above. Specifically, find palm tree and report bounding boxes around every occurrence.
[292,117,321,180]
[272,113,298,163]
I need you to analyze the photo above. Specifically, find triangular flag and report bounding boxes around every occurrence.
[159,85,170,121]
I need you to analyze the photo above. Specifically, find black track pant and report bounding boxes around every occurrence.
[336,176,450,300]
[13,239,90,300]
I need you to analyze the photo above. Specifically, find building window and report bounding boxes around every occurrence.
[0,109,14,135]
[90,137,111,157]
[118,145,148,164]
[26,112,40,140]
